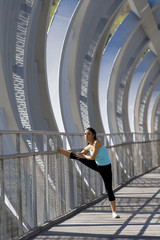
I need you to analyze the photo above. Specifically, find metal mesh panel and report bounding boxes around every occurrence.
[4,158,20,239]
[0,132,160,239]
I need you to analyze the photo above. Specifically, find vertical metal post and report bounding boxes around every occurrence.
[16,133,20,154]
[0,133,2,155]
[53,135,57,151]
[133,143,137,175]
[17,160,23,237]
[131,143,135,177]
[119,147,122,184]
[0,164,7,239]
[16,133,23,236]
[138,143,142,175]
[71,135,78,208]
[88,168,92,201]
[0,134,7,239]
[55,153,60,217]
[81,163,85,204]
[113,148,118,188]
[63,135,70,212]
[109,134,112,146]
[31,134,37,227]
[130,139,134,178]
[43,134,49,221]
[73,162,78,208]
[124,146,128,181]
[129,145,132,178]
[0,134,2,203]
[103,135,107,147]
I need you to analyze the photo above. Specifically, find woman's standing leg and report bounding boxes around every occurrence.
[98,164,120,218]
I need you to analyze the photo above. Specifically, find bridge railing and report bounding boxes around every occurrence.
[0,131,160,240]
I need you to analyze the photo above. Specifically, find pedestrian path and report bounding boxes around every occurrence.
[30,167,160,240]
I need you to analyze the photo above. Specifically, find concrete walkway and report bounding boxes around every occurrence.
[30,167,160,240]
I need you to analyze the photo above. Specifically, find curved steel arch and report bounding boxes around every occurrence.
[1,0,160,145]
[134,59,160,133]
[59,0,125,137]
[151,93,160,132]
[99,0,160,135]
[107,12,149,134]
[0,0,60,151]
[128,51,157,132]
[148,81,160,132]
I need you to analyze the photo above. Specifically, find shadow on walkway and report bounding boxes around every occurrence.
[30,167,160,240]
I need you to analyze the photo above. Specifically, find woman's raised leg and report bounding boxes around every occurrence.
[58,149,98,172]
[58,147,71,158]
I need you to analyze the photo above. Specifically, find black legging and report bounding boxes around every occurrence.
[70,152,115,201]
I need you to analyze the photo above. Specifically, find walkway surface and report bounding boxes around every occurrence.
[30,167,160,240]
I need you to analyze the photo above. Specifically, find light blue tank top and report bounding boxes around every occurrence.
[90,145,111,166]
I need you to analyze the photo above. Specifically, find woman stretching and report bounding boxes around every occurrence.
[58,127,120,219]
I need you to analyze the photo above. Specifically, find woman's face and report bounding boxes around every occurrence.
[84,129,94,143]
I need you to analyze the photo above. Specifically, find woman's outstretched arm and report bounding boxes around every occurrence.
[77,141,100,160]
[58,146,89,159]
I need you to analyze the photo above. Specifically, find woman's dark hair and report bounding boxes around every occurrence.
[86,127,97,140]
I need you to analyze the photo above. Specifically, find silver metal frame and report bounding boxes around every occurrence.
[0,131,160,239]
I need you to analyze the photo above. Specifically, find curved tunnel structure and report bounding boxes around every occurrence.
[0,0,160,149]
[47,0,160,139]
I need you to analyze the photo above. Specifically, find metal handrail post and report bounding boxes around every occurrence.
[0,134,7,239]
[31,134,37,227]
[16,133,23,236]
[43,134,49,221]
[0,134,2,154]
[63,135,70,212]
[71,135,78,208]
[103,135,107,147]
[16,133,21,153]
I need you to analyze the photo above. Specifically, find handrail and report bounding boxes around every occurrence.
[0,129,160,135]
[1,139,160,160]
[0,130,160,157]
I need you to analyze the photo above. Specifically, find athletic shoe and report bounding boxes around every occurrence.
[112,212,120,219]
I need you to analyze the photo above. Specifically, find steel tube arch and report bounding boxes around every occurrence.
[1,0,160,143]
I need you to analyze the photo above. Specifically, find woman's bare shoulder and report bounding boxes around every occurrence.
[94,140,102,148]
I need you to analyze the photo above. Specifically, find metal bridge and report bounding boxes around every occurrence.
[0,131,160,239]
[0,0,160,239]
[30,166,160,240]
